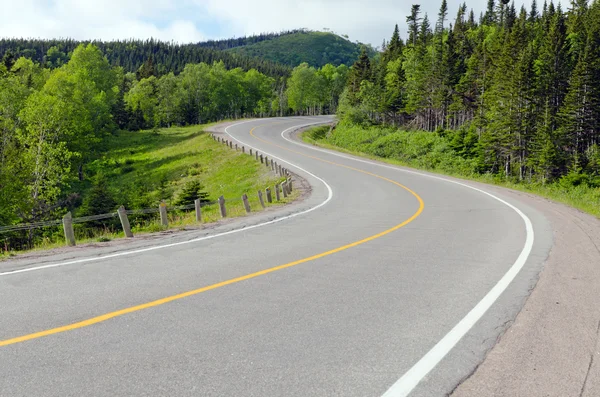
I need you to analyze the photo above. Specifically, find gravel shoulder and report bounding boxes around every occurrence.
[451,185,600,396]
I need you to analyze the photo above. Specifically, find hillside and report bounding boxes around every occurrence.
[222,31,371,67]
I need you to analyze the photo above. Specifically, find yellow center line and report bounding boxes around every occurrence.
[0,122,424,348]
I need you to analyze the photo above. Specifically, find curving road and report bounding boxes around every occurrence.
[0,117,553,396]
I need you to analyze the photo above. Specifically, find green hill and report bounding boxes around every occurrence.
[222,31,372,67]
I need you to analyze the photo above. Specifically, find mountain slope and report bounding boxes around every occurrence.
[222,31,370,67]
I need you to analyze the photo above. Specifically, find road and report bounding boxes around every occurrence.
[0,117,553,396]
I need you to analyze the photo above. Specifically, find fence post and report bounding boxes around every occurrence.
[258,190,266,208]
[266,188,273,203]
[159,201,168,227]
[242,194,251,213]
[218,195,227,218]
[118,206,134,238]
[62,212,76,247]
[275,184,281,201]
[194,199,202,223]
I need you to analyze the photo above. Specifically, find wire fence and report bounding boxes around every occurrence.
[0,200,222,234]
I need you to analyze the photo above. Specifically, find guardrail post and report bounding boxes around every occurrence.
[218,196,227,218]
[270,159,274,171]
[258,191,266,208]
[195,199,202,223]
[118,206,134,238]
[260,154,264,164]
[266,188,273,203]
[242,146,245,154]
[282,182,288,198]
[62,212,76,247]
[278,164,283,176]
[275,184,281,201]
[159,201,168,227]
[265,156,269,167]
[242,194,251,213]
[255,151,259,161]
[235,144,238,151]
[250,148,253,156]
[229,141,233,149]
[288,179,293,192]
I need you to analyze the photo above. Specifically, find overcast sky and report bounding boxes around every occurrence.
[0,0,530,47]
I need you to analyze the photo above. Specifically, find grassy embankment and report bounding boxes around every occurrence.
[303,123,600,218]
[1,124,293,258]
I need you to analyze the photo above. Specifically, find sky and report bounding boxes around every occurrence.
[0,0,530,47]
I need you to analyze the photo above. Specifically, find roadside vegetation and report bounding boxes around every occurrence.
[304,123,600,218]
[0,124,291,257]
[0,43,319,254]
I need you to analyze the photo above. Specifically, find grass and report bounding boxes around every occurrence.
[0,123,294,259]
[302,124,600,219]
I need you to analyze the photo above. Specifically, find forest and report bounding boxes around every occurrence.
[0,38,291,78]
[338,0,600,185]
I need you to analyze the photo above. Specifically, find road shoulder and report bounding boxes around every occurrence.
[452,191,600,397]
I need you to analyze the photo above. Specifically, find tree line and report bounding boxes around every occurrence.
[341,0,600,183]
[196,30,308,51]
[0,38,292,78]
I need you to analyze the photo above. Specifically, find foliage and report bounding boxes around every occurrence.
[78,175,117,217]
[174,180,210,206]
[338,0,600,185]
[0,38,291,79]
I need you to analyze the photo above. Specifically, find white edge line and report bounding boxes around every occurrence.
[281,124,535,397]
[0,119,333,278]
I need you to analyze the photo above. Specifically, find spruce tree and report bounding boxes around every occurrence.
[484,0,497,25]
[407,5,422,47]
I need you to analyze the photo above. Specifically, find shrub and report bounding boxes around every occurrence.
[174,180,211,206]
[79,175,117,216]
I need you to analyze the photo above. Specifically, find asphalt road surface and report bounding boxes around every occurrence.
[0,117,554,397]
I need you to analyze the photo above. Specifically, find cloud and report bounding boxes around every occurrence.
[198,0,527,46]
[0,0,529,46]
[0,0,206,43]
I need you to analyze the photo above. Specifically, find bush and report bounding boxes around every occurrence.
[79,176,117,216]
[174,180,211,206]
